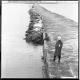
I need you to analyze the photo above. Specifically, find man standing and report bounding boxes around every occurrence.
[41,32,50,60]
[53,36,63,63]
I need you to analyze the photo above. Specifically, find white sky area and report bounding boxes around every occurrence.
[1,1,78,78]
[2,1,78,22]
[40,2,78,22]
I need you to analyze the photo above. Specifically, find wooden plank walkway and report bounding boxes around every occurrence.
[43,41,78,78]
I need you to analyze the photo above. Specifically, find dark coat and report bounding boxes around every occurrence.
[44,33,50,41]
[54,40,63,57]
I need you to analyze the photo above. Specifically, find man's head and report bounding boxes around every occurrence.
[57,36,61,40]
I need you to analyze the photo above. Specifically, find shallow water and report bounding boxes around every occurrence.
[1,3,43,78]
[2,40,43,78]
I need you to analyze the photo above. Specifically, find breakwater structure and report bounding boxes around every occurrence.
[25,3,78,78]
